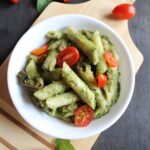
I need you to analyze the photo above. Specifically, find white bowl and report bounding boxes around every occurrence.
[7,14,135,139]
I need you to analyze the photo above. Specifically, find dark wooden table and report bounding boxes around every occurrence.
[0,0,150,149]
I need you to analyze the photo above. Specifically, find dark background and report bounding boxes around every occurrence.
[0,0,150,150]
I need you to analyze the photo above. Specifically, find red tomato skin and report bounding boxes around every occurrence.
[63,0,70,3]
[10,0,19,4]
[97,74,107,88]
[74,105,94,127]
[31,44,49,56]
[57,46,80,67]
[112,4,136,20]
[104,51,118,68]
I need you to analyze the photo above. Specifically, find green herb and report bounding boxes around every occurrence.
[37,0,53,13]
[55,139,75,150]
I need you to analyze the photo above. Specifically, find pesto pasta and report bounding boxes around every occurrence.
[17,27,120,127]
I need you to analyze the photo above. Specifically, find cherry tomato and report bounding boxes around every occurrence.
[104,51,118,67]
[74,105,94,127]
[63,0,70,3]
[112,4,136,20]
[10,0,19,4]
[97,74,107,88]
[31,44,49,56]
[57,46,80,67]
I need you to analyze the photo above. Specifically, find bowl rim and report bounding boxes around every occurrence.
[7,14,135,139]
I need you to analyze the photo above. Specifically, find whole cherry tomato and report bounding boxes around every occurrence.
[112,4,136,20]
[10,0,19,4]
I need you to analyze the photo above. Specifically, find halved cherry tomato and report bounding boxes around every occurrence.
[31,44,49,56]
[112,4,136,20]
[63,0,70,3]
[97,74,107,88]
[10,0,19,4]
[57,46,80,67]
[104,51,118,67]
[74,105,94,127]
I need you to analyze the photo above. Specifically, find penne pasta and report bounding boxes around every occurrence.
[46,91,79,109]
[67,27,99,65]
[62,62,96,109]
[17,27,120,125]
[34,80,69,100]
